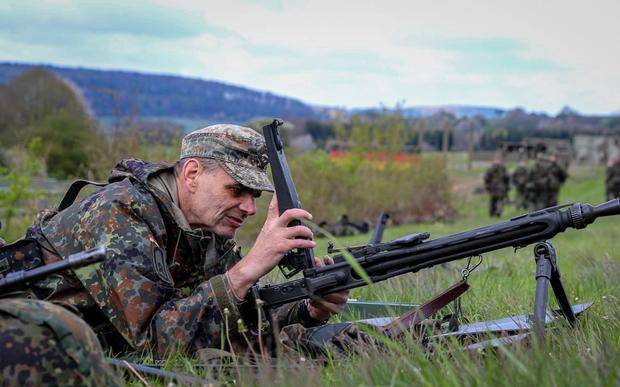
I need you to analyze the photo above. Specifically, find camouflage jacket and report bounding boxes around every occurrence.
[511,166,529,190]
[26,158,317,357]
[483,164,510,196]
[530,160,567,191]
[606,162,620,187]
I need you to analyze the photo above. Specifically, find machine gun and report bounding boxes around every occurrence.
[258,118,620,337]
[0,246,106,292]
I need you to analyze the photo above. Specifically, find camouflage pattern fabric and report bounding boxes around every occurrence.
[511,165,529,210]
[0,298,120,387]
[606,160,620,200]
[180,124,274,192]
[527,159,568,209]
[17,158,316,358]
[483,164,510,217]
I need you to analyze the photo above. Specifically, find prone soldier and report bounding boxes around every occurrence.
[0,124,349,358]
[0,298,120,386]
[483,159,510,217]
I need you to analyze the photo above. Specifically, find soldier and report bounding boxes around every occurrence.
[0,298,120,386]
[320,214,369,237]
[606,156,620,200]
[511,161,529,210]
[1,124,349,358]
[546,154,568,206]
[483,159,510,217]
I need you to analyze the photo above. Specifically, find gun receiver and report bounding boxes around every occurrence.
[256,200,620,309]
[0,246,106,292]
[263,119,315,278]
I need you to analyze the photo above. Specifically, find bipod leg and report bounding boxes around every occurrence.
[533,242,552,340]
[533,241,576,340]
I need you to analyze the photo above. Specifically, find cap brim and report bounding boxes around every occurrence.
[219,161,274,193]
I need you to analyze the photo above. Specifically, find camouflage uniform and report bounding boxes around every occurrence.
[0,298,120,386]
[529,158,567,209]
[483,163,510,217]
[547,160,568,206]
[511,165,529,211]
[4,125,324,359]
[606,159,620,200]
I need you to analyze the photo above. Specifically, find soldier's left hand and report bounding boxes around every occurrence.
[308,255,349,321]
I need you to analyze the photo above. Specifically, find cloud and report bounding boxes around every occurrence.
[0,0,618,114]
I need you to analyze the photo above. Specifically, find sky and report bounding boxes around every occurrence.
[1,0,619,115]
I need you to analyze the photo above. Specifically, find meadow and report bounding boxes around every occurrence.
[131,160,619,386]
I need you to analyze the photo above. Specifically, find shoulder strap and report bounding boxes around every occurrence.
[56,179,108,212]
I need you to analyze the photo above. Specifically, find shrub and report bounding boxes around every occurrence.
[236,151,453,246]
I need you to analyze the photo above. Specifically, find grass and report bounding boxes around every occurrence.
[101,163,620,385]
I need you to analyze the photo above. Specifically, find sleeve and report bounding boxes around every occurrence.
[270,300,328,328]
[58,188,243,358]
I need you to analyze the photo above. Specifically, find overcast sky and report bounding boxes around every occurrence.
[1,0,618,115]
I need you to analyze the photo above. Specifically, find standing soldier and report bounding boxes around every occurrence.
[484,159,510,217]
[511,160,529,210]
[606,156,620,199]
[546,154,568,206]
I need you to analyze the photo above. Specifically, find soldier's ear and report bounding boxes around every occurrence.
[182,159,201,193]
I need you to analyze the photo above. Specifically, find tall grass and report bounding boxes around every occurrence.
[143,163,619,387]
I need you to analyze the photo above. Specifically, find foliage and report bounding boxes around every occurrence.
[236,151,453,246]
[0,138,45,241]
[34,112,94,179]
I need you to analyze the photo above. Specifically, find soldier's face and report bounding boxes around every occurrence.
[189,166,259,238]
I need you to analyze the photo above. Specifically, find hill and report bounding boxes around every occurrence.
[0,62,325,127]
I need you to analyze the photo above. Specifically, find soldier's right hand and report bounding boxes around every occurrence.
[226,195,315,300]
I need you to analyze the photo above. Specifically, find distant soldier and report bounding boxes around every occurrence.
[528,154,568,209]
[546,154,568,206]
[484,159,510,217]
[605,156,620,199]
[511,161,529,210]
[319,214,369,237]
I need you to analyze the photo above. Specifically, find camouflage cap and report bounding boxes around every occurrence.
[180,124,274,192]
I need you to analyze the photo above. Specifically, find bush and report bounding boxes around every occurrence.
[236,151,453,247]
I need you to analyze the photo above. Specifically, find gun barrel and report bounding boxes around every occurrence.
[561,199,620,230]
[0,246,105,291]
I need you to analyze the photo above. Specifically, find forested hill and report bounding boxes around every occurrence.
[0,62,323,124]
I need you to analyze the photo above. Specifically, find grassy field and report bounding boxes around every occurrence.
[125,163,620,386]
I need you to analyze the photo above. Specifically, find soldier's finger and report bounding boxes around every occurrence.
[283,225,313,240]
[322,255,334,265]
[311,300,343,314]
[278,208,313,226]
[286,238,316,251]
[322,292,349,304]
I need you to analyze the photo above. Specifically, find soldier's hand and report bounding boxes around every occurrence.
[308,256,349,321]
[226,195,315,299]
